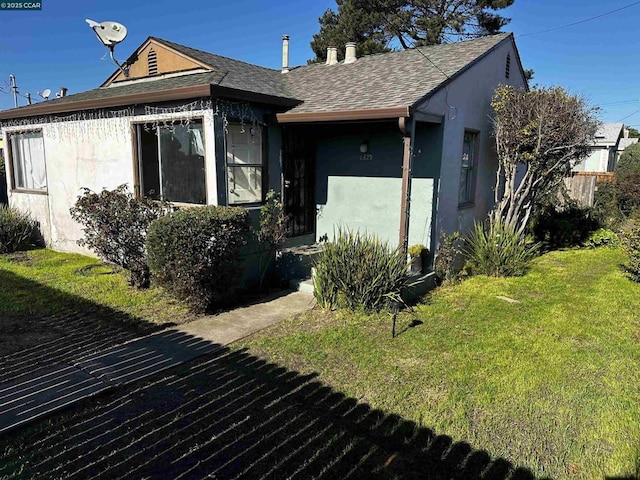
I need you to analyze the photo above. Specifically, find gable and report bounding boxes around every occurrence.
[103,38,212,86]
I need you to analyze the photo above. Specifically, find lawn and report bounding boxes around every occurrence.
[238,247,640,479]
[0,248,192,325]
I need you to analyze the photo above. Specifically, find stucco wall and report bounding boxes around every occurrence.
[4,108,215,255]
[315,121,441,249]
[574,147,611,172]
[415,38,528,240]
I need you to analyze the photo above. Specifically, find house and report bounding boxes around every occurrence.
[0,33,527,264]
[573,123,637,173]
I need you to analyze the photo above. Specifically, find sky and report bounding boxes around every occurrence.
[0,0,639,125]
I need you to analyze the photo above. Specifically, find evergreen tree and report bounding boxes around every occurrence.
[310,0,515,63]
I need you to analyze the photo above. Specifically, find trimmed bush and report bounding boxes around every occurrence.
[146,206,250,313]
[0,206,36,253]
[465,218,539,277]
[532,204,599,249]
[619,217,640,282]
[70,185,169,288]
[313,228,410,312]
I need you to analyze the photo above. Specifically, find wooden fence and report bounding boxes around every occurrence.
[565,172,615,207]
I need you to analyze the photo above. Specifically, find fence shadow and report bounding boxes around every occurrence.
[0,268,539,479]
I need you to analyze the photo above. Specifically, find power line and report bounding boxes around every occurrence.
[518,1,640,37]
[599,99,640,107]
[617,108,640,122]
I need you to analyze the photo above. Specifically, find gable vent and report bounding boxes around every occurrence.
[148,49,158,76]
[505,53,511,79]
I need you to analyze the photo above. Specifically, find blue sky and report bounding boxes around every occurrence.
[0,0,639,125]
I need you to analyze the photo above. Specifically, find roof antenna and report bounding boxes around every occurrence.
[86,19,129,78]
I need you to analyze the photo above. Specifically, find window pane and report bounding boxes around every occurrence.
[159,123,206,204]
[227,165,262,204]
[11,132,46,190]
[459,132,477,205]
[226,124,262,165]
[139,127,160,199]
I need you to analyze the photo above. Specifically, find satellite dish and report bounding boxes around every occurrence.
[86,19,128,47]
[86,18,130,77]
[41,88,51,100]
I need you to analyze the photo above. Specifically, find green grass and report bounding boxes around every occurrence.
[239,247,640,479]
[0,248,192,325]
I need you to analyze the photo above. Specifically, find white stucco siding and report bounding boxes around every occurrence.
[414,38,528,239]
[4,108,216,255]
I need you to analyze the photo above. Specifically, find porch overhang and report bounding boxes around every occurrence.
[276,106,411,124]
[0,84,214,120]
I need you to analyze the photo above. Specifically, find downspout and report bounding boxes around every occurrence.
[398,116,412,255]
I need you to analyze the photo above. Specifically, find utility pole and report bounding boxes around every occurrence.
[9,74,18,108]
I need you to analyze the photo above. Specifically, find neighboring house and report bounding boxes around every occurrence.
[616,136,639,164]
[573,123,637,173]
[0,33,527,260]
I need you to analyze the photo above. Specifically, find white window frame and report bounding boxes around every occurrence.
[7,129,48,193]
[225,123,265,205]
[459,130,479,207]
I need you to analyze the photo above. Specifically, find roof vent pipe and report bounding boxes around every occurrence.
[281,35,290,74]
[344,42,357,64]
[326,47,338,65]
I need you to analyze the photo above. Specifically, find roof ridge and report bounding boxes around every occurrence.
[287,32,512,73]
[150,36,281,74]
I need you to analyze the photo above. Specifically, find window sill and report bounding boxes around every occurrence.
[458,202,475,210]
[11,188,48,196]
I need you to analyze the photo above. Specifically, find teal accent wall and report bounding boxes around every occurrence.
[315,121,442,249]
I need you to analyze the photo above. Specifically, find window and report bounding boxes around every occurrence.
[148,49,158,76]
[459,131,478,206]
[226,124,264,204]
[8,130,47,191]
[137,120,206,204]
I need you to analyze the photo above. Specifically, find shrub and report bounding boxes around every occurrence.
[531,204,599,249]
[434,231,464,284]
[254,190,287,289]
[615,143,640,216]
[0,206,36,253]
[465,218,539,277]
[592,182,623,229]
[146,206,250,313]
[583,228,619,249]
[69,185,169,289]
[313,228,410,312]
[619,217,640,282]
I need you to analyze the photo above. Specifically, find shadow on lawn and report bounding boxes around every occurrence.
[0,270,162,383]
[0,271,539,479]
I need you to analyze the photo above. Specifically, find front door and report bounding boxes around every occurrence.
[282,126,315,237]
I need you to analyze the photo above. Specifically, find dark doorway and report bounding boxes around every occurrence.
[282,126,315,237]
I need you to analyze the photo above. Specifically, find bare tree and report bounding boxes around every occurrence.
[490,85,600,234]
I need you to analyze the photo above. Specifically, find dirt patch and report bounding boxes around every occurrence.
[3,251,34,266]
[0,314,62,356]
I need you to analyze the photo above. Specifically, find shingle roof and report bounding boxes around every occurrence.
[595,123,624,144]
[151,37,292,99]
[281,33,512,114]
[0,33,515,120]
[617,137,638,151]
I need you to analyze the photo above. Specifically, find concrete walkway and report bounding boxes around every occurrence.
[0,291,315,434]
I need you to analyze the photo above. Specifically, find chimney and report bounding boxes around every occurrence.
[344,42,357,64]
[326,47,338,66]
[57,87,68,98]
[624,126,629,138]
[281,35,290,74]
